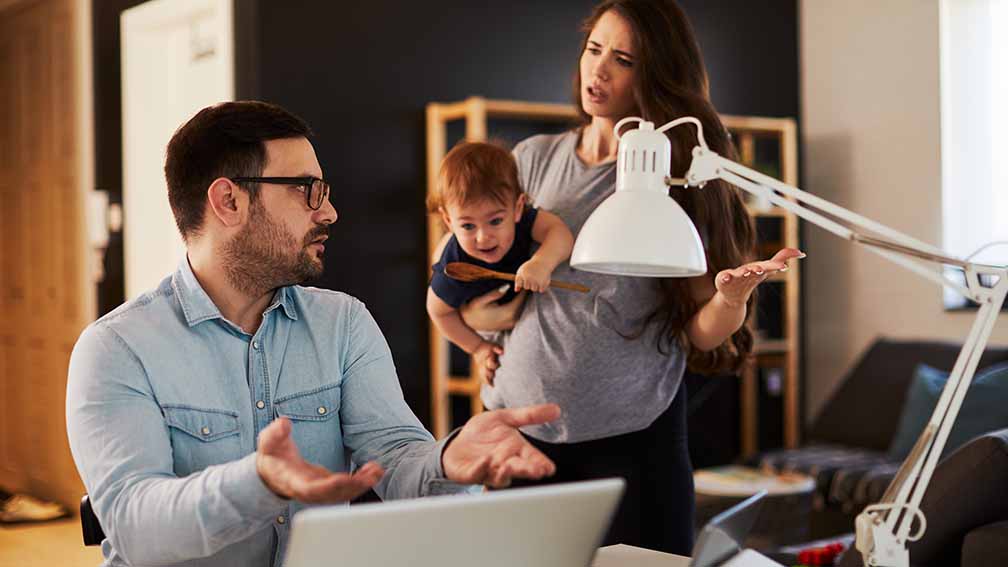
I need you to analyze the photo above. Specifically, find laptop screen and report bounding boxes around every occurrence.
[689,490,766,567]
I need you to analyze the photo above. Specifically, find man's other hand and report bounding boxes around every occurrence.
[442,404,560,488]
[256,417,384,503]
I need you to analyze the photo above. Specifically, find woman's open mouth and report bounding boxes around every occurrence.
[586,84,608,104]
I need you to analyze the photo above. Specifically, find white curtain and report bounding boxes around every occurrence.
[940,0,1007,305]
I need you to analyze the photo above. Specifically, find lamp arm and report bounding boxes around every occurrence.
[687,147,952,259]
[677,139,1008,567]
[889,297,1003,540]
[686,148,1003,303]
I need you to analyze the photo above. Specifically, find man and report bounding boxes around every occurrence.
[66,101,559,567]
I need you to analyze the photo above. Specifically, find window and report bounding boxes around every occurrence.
[940,0,1008,308]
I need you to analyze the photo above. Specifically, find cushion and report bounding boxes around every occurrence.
[755,444,896,507]
[829,462,899,513]
[810,339,1008,451]
[888,362,1008,460]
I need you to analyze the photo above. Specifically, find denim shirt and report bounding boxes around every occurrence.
[66,259,452,567]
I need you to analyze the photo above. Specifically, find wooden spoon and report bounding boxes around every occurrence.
[445,262,590,293]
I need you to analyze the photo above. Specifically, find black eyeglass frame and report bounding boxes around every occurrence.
[230,176,331,210]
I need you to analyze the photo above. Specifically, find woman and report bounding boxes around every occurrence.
[462,0,803,554]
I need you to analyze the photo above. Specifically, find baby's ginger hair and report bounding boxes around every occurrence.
[428,141,523,213]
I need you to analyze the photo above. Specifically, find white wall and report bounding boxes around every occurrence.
[800,0,1008,421]
[121,0,233,299]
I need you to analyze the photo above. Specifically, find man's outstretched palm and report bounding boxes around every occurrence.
[256,417,384,504]
[443,404,560,488]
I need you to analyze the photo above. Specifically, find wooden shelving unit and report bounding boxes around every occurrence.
[425,98,800,452]
[722,115,801,456]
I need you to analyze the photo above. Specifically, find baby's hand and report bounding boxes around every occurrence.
[514,259,552,293]
[472,341,504,386]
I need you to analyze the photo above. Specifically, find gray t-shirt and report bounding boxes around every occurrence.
[481,131,687,443]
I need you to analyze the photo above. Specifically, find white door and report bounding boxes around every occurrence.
[121,0,233,298]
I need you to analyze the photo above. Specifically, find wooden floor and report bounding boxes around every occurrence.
[0,516,103,567]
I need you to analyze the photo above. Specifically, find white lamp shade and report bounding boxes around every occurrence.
[570,190,708,277]
[571,118,708,277]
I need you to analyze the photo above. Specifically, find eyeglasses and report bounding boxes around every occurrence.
[231,176,331,210]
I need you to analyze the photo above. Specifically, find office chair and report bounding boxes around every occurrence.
[80,494,105,546]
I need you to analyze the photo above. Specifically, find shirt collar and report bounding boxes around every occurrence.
[270,286,299,321]
[172,257,299,327]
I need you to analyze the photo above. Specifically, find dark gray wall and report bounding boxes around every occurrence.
[252,0,799,425]
[96,1,799,428]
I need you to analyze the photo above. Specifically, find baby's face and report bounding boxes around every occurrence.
[442,196,524,264]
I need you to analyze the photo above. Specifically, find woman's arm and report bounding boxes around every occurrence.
[686,248,805,352]
[685,274,745,352]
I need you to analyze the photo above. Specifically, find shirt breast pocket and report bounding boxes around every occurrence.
[163,405,242,477]
[274,383,342,471]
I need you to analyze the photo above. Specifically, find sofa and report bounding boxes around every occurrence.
[835,427,1008,567]
[750,337,1008,539]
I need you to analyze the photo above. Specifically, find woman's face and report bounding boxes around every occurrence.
[579,10,638,121]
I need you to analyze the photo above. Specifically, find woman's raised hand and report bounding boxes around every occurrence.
[714,248,806,307]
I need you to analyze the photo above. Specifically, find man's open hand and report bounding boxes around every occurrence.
[256,417,384,503]
[442,404,560,488]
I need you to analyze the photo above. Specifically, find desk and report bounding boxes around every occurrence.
[593,544,691,567]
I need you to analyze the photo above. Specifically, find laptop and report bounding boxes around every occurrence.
[689,490,771,567]
[284,478,626,567]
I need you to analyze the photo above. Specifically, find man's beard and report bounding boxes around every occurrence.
[222,201,329,297]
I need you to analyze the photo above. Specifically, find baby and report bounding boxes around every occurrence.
[427,141,574,384]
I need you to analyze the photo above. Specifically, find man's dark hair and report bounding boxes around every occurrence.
[164,100,313,242]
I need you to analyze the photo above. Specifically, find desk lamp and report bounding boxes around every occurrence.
[571,117,1008,567]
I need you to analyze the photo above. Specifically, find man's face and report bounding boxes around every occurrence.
[224,137,337,291]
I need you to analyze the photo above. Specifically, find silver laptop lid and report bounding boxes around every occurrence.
[285,478,626,567]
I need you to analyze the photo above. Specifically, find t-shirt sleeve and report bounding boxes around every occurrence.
[430,237,471,309]
[512,138,537,203]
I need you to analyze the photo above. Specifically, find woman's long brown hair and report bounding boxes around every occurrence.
[575,0,757,374]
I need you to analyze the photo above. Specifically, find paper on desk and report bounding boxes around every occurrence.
[592,544,691,567]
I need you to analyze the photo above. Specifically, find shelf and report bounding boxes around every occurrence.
[723,114,801,456]
[753,339,790,354]
[446,378,481,395]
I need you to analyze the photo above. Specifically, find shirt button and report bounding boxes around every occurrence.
[277,515,286,524]
[256,400,266,409]
[201,426,211,436]
[317,406,327,415]
[252,341,259,350]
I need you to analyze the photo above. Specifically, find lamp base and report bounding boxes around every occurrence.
[855,512,909,567]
